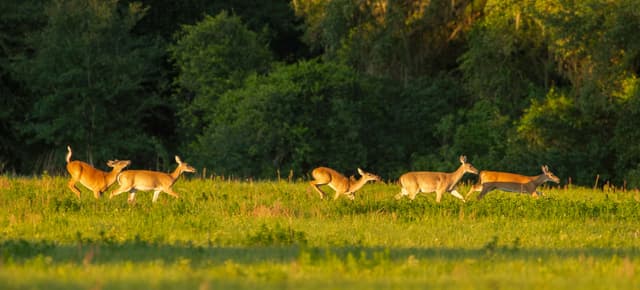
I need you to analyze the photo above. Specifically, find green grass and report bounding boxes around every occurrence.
[1,175,639,289]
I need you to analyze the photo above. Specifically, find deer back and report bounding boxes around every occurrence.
[400,171,447,192]
[311,167,350,193]
[67,161,108,189]
[117,170,174,191]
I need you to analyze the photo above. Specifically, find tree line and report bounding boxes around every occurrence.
[1,0,640,188]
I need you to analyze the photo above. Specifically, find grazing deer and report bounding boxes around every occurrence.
[109,156,196,203]
[465,165,560,200]
[395,155,478,202]
[309,167,381,200]
[65,146,131,199]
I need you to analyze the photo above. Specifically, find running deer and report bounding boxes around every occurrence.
[465,165,560,200]
[65,146,131,199]
[395,155,478,202]
[109,156,196,203]
[309,167,381,200]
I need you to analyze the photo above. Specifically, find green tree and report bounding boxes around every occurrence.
[458,0,640,185]
[520,0,640,184]
[13,0,167,170]
[612,77,640,188]
[449,100,510,171]
[459,0,553,117]
[190,60,371,178]
[515,88,598,182]
[294,0,485,83]
[168,11,273,143]
[390,74,471,173]
[0,0,46,172]
[126,0,308,60]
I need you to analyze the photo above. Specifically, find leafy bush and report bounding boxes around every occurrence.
[189,60,371,178]
[169,11,273,143]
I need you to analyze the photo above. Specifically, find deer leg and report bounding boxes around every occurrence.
[435,190,443,203]
[394,192,403,200]
[408,189,419,200]
[449,189,465,202]
[109,185,131,199]
[405,185,419,200]
[465,184,481,200]
[477,186,492,200]
[395,187,409,200]
[127,190,137,203]
[309,181,326,199]
[163,188,181,200]
[152,190,161,203]
[531,191,539,199]
[67,179,82,198]
[333,190,342,200]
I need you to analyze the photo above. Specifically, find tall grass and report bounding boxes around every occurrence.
[1,175,639,289]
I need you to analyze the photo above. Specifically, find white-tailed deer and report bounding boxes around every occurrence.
[65,146,131,199]
[465,165,560,200]
[396,155,478,202]
[109,156,196,203]
[310,167,381,200]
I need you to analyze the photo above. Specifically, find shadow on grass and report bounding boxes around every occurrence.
[337,197,640,221]
[2,238,639,266]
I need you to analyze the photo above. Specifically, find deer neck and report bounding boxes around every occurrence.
[347,177,368,193]
[169,167,182,183]
[104,168,122,186]
[532,174,548,187]
[447,166,467,191]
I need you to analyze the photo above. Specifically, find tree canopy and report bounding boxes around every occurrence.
[2,0,640,188]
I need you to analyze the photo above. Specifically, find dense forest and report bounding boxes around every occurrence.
[1,0,640,187]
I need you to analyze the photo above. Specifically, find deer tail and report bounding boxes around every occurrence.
[66,146,72,163]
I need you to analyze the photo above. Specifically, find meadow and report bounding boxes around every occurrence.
[1,174,639,289]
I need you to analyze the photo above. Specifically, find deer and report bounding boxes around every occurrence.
[465,165,560,200]
[65,146,131,199]
[309,167,381,200]
[395,155,478,203]
[109,155,196,203]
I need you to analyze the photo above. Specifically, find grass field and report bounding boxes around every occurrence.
[1,174,639,289]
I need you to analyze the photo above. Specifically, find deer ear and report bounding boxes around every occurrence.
[175,156,182,164]
[541,165,548,173]
[459,155,467,164]
[357,168,364,175]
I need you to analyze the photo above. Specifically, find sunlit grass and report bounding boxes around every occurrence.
[1,175,639,289]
